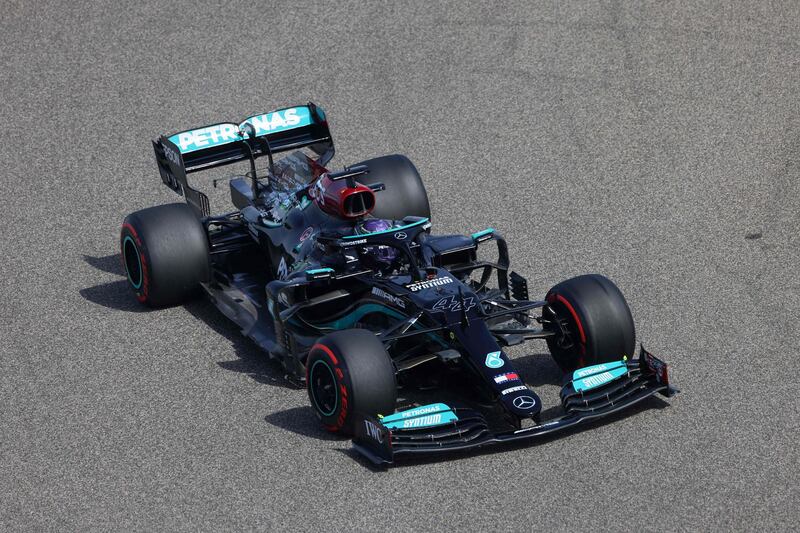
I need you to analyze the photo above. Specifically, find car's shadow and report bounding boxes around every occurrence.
[183,298,298,390]
[79,254,152,313]
[263,406,346,442]
[80,253,297,390]
[82,253,125,275]
[511,351,564,388]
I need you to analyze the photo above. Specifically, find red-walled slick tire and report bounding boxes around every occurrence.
[306,329,397,436]
[120,203,210,307]
[545,274,636,373]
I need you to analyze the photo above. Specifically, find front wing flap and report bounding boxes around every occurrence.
[352,345,677,466]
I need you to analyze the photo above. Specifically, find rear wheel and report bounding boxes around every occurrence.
[306,329,397,435]
[120,203,210,307]
[544,274,635,372]
[352,154,431,220]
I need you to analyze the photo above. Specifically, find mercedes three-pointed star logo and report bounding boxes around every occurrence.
[513,395,536,410]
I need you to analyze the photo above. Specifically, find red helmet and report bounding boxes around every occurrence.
[309,172,375,219]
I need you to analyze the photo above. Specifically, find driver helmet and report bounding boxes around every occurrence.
[355,219,398,266]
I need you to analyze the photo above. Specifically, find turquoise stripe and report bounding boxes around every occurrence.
[381,403,458,430]
[123,236,143,289]
[342,218,429,239]
[306,267,334,275]
[471,228,495,240]
[316,303,406,330]
[572,362,629,392]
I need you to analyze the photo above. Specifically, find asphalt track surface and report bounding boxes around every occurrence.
[2,1,799,531]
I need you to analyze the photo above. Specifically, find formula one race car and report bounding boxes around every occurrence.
[121,103,676,465]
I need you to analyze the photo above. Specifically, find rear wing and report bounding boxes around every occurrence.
[152,102,334,216]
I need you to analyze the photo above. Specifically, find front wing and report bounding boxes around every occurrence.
[352,346,677,466]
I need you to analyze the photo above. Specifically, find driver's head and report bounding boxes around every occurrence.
[356,219,399,267]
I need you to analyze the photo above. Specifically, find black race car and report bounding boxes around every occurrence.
[121,103,677,465]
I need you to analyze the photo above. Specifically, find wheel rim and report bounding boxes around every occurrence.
[309,359,338,417]
[545,296,588,369]
[123,236,143,289]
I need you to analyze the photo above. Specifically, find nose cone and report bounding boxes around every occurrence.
[499,387,542,418]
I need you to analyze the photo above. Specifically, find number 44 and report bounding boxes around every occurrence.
[432,296,476,313]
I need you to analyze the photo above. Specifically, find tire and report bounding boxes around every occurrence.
[352,154,431,220]
[306,329,397,435]
[120,203,210,307]
[545,274,635,373]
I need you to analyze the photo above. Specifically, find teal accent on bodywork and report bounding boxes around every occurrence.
[299,195,311,210]
[572,360,626,380]
[316,303,406,330]
[306,267,334,275]
[380,403,458,430]
[471,228,495,240]
[168,106,314,154]
[309,359,337,416]
[572,360,629,392]
[122,236,143,289]
[312,302,447,347]
[342,218,430,239]
[484,351,504,369]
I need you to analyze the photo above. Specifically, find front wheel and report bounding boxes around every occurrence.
[306,329,397,435]
[544,274,636,372]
